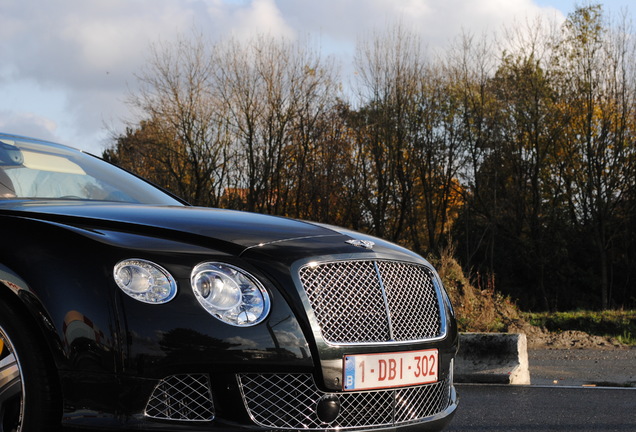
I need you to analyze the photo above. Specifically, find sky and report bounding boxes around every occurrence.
[0,0,632,154]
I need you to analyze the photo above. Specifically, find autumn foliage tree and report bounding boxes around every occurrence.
[107,4,636,311]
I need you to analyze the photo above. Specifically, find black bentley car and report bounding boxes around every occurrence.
[0,132,457,431]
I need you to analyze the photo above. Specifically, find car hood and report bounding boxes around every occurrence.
[0,201,342,251]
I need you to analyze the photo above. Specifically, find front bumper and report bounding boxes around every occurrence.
[62,369,457,431]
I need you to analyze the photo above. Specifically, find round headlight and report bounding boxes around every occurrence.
[191,262,270,327]
[114,259,177,304]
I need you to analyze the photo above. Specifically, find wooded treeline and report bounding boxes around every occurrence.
[104,4,636,311]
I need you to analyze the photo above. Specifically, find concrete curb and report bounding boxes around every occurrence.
[455,333,531,385]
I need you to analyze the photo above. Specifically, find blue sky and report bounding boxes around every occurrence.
[0,0,632,154]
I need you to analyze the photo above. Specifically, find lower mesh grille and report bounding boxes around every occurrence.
[145,374,215,421]
[238,373,451,430]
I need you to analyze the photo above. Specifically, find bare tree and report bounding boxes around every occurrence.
[123,33,231,206]
[553,5,636,308]
[211,35,340,214]
[443,31,500,269]
[108,6,636,310]
[351,23,426,243]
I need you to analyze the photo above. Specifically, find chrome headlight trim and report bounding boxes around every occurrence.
[114,259,178,304]
[191,262,270,327]
[432,275,454,318]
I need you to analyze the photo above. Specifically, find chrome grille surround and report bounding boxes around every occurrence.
[238,373,452,430]
[298,259,445,344]
[145,374,215,422]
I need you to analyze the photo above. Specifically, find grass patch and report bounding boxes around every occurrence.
[522,310,636,345]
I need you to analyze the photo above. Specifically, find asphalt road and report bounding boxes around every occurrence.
[447,384,636,432]
[529,348,636,387]
[64,348,636,431]
[63,383,636,432]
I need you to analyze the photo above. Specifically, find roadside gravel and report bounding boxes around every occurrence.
[506,321,636,387]
[529,347,636,387]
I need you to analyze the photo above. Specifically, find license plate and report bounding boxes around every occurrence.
[343,349,438,391]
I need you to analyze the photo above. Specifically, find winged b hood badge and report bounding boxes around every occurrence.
[345,239,375,249]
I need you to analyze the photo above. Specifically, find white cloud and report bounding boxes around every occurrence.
[231,0,295,39]
[0,0,571,152]
[275,0,565,51]
[0,111,59,142]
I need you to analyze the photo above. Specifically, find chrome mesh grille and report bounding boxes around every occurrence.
[238,373,451,430]
[378,261,441,341]
[299,260,442,343]
[145,374,215,421]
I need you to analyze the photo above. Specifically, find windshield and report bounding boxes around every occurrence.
[0,134,183,205]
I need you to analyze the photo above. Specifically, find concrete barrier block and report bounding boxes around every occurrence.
[455,333,531,385]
